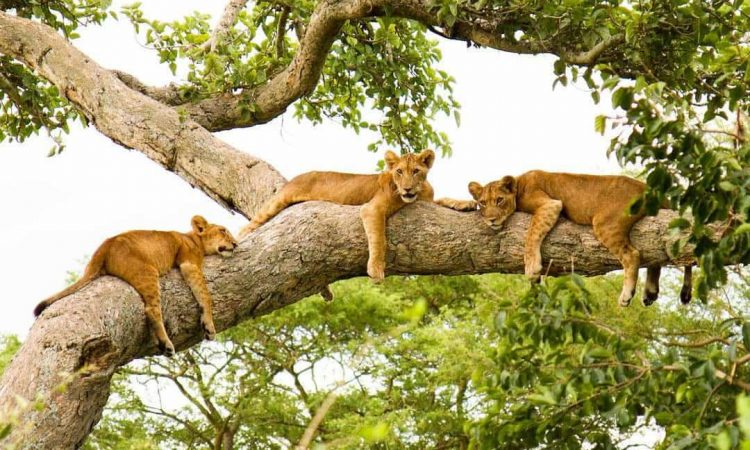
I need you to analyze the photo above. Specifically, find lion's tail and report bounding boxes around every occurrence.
[34,239,112,317]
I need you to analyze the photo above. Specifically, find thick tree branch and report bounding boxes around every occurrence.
[0,11,285,219]
[0,202,692,448]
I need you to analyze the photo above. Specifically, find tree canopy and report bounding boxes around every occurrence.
[80,274,750,449]
[1,0,750,448]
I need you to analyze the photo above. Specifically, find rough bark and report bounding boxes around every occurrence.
[0,11,285,218]
[0,202,691,448]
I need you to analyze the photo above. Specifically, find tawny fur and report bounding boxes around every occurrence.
[34,216,238,356]
[239,149,436,280]
[437,170,692,307]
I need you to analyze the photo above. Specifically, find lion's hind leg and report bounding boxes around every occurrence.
[680,265,693,304]
[592,216,641,307]
[643,266,661,306]
[239,193,294,238]
[129,267,175,356]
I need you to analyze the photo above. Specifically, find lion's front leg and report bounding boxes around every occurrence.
[179,262,216,340]
[360,195,403,281]
[524,197,563,282]
[360,202,387,281]
[435,197,477,212]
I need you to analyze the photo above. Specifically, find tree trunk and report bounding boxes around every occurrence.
[0,201,691,448]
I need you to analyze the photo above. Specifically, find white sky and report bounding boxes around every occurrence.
[0,1,620,337]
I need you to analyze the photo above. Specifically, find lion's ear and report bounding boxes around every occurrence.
[418,149,435,169]
[384,150,400,170]
[468,182,483,200]
[500,176,517,193]
[192,215,208,234]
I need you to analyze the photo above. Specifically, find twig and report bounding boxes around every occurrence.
[204,0,249,53]
[295,389,339,449]
[275,7,290,58]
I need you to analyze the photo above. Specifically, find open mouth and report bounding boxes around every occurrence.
[401,193,417,202]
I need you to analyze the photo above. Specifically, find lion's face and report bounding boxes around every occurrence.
[385,149,435,203]
[192,215,238,257]
[469,176,517,230]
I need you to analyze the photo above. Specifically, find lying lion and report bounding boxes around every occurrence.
[34,216,238,356]
[437,170,692,307]
[239,149,435,280]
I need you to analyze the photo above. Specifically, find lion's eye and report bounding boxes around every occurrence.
[496,198,504,205]
[396,169,403,175]
[413,169,420,175]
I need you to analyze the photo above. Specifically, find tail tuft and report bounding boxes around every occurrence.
[33,300,49,317]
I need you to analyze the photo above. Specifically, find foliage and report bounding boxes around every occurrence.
[571,2,750,297]
[86,273,750,449]
[0,335,38,448]
[119,1,458,155]
[0,0,109,154]
[0,335,20,377]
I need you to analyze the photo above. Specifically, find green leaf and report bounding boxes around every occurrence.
[669,218,691,230]
[594,115,606,135]
[719,181,736,192]
[360,422,390,442]
[0,424,12,440]
[528,393,557,406]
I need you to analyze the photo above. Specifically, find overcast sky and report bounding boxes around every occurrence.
[0,1,620,337]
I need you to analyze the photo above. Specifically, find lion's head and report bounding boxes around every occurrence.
[384,149,435,203]
[192,215,238,257]
[468,176,517,230]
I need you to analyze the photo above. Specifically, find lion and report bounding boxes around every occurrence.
[34,215,238,356]
[239,149,436,281]
[436,170,692,307]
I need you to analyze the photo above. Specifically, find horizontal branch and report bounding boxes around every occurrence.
[0,201,689,447]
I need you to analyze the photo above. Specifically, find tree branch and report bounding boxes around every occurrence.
[204,0,249,53]
[0,11,285,219]
[276,6,291,58]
